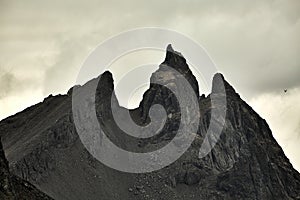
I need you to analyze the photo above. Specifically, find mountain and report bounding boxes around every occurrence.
[0,45,299,199]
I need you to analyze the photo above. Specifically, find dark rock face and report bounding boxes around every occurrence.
[0,138,53,199]
[139,44,199,122]
[0,45,299,200]
[0,138,14,199]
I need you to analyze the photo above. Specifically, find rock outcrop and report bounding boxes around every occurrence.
[0,138,53,199]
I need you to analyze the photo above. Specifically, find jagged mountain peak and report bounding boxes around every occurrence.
[161,44,199,95]
[212,73,239,97]
[163,44,187,72]
[138,45,200,121]
[96,70,115,93]
[166,44,174,51]
[99,70,114,84]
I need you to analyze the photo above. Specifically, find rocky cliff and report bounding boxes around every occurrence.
[0,138,53,200]
[0,45,299,199]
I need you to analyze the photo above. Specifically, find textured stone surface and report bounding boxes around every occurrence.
[0,138,53,199]
[0,45,299,199]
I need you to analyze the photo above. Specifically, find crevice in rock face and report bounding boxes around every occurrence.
[248,162,259,200]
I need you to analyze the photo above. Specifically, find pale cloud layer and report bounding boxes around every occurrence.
[250,89,300,171]
[0,0,299,171]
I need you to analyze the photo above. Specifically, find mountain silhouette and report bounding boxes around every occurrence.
[0,45,299,200]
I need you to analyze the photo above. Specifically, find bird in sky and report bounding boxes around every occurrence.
[284,89,287,93]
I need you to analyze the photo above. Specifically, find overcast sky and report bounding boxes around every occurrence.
[0,0,299,171]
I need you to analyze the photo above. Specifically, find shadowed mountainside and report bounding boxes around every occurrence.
[0,138,53,200]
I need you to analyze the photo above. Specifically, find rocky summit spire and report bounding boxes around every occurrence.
[161,44,199,97]
[166,44,174,51]
[212,73,239,97]
[163,44,188,72]
[138,45,200,122]
[95,71,120,118]
[97,71,115,94]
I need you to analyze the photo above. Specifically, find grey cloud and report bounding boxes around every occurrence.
[0,72,16,99]
[0,69,39,99]
[0,0,299,101]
